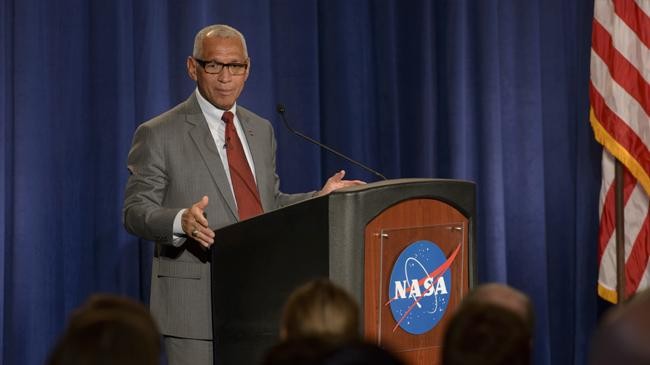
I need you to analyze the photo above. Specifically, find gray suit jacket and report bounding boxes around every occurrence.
[123,93,313,339]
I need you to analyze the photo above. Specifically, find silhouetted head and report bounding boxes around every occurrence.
[47,294,160,365]
[461,283,535,335]
[320,342,405,365]
[442,302,531,365]
[281,278,360,345]
[590,290,650,365]
[262,337,334,365]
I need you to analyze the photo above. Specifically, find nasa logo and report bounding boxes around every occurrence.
[387,240,456,335]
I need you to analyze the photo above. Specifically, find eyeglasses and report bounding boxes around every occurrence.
[194,58,248,75]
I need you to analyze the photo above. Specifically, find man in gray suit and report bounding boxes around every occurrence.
[123,24,362,365]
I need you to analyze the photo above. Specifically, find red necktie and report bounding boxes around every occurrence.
[222,111,263,220]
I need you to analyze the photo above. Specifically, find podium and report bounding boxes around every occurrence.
[210,178,476,364]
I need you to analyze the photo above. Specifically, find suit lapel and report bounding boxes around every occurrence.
[184,95,239,219]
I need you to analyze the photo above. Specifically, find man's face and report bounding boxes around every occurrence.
[187,36,249,110]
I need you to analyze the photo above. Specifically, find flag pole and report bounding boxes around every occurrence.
[615,159,626,303]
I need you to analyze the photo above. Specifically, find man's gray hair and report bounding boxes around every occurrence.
[192,24,248,58]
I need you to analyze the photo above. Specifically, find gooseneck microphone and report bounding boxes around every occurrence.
[276,104,387,180]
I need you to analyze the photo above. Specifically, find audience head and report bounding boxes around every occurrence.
[442,283,534,365]
[47,294,160,365]
[460,283,535,334]
[262,337,334,365]
[263,340,404,365]
[281,278,360,345]
[590,289,650,365]
[442,301,531,365]
[320,342,405,365]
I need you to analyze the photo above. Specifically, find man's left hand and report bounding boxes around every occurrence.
[317,170,366,196]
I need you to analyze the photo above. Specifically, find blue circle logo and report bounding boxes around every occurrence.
[387,240,453,335]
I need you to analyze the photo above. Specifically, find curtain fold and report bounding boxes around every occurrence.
[1,1,598,364]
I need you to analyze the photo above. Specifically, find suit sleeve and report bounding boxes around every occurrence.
[123,123,182,245]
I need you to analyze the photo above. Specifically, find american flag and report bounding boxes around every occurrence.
[590,0,650,303]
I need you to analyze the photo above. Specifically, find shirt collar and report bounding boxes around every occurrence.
[195,88,237,123]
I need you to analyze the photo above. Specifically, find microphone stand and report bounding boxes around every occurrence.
[276,104,387,181]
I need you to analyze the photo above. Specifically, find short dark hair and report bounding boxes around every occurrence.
[262,337,334,365]
[281,278,359,344]
[590,290,650,365]
[461,283,535,335]
[442,302,531,365]
[47,294,161,365]
[263,340,405,365]
[320,342,405,365]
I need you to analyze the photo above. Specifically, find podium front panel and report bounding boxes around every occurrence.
[377,224,465,352]
[364,198,471,365]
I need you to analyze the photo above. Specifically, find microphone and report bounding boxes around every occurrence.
[276,104,387,180]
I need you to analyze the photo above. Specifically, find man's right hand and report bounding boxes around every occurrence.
[181,196,215,247]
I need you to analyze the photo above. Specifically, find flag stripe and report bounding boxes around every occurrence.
[620,182,649,262]
[599,171,645,275]
[595,0,650,83]
[591,20,650,118]
[599,149,616,219]
[635,0,650,17]
[637,261,650,289]
[598,174,650,301]
[590,41,650,150]
[598,154,638,262]
[626,212,650,295]
[592,0,650,303]
[589,85,650,185]
[590,52,650,156]
[614,0,650,48]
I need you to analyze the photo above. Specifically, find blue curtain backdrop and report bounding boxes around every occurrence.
[1,0,599,364]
